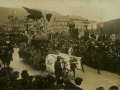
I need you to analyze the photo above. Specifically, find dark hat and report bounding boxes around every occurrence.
[35,75,43,80]
[109,86,119,90]
[96,86,105,90]
[21,70,29,78]
[75,77,83,85]
[57,56,61,61]
[13,71,19,75]
[13,71,20,78]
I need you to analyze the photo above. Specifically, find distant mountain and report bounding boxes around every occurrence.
[68,15,98,23]
[0,7,99,27]
[0,7,28,24]
[0,7,61,25]
[68,15,85,20]
[97,18,120,34]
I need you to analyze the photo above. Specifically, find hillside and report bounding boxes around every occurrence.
[97,18,120,34]
[0,7,61,25]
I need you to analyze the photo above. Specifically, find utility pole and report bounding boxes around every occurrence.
[12,10,14,32]
[100,13,104,43]
[101,13,102,35]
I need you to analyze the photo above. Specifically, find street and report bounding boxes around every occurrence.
[10,48,120,90]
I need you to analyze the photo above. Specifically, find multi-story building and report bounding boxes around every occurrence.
[52,15,97,32]
[53,16,69,32]
[3,16,26,32]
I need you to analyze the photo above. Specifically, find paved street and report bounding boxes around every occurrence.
[9,48,120,90]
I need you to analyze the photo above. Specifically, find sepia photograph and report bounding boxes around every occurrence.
[0,0,120,89]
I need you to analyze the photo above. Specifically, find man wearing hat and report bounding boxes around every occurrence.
[21,70,29,79]
[74,77,83,90]
[6,36,14,52]
[54,56,62,84]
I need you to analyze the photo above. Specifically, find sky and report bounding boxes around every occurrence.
[0,0,120,22]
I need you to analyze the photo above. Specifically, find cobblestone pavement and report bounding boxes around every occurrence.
[10,48,120,90]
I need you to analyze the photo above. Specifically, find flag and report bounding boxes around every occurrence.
[23,7,52,22]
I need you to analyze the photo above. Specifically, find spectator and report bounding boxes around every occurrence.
[33,75,44,89]
[54,56,62,84]
[74,77,83,90]
[64,79,76,89]
[96,86,105,90]
[27,75,35,89]
[19,78,29,89]
[47,74,56,89]
[21,70,29,79]
[109,86,119,90]
[12,71,19,80]
[0,77,8,90]
[56,78,65,89]
[7,73,17,89]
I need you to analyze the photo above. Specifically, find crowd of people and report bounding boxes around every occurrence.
[0,33,28,47]
[51,31,120,75]
[0,66,118,90]
[0,30,119,89]
[0,33,28,68]
[18,29,120,75]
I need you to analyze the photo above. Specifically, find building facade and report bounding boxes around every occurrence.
[52,16,97,35]
[53,16,69,32]
[3,16,26,32]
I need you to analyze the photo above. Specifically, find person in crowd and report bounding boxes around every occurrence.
[0,77,8,90]
[21,70,29,79]
[116,52,120,75]
[47,74,56,89]
[68,45,73,55]
[7,73,17,89]
[96,86,105,90]
[74,77,83,90]
[109,86,119,90]
[54,56,62,84]
[55,78,65,89]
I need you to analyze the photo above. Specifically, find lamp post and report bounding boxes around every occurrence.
[83,19,89,37]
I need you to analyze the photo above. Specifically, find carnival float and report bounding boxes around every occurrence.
[18,7,81,77]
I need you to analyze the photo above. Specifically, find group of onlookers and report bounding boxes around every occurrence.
[0,33,28,47]
[51,33,120,75]
[0,66,119,90]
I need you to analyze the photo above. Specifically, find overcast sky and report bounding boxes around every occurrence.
[0,0,120,22]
